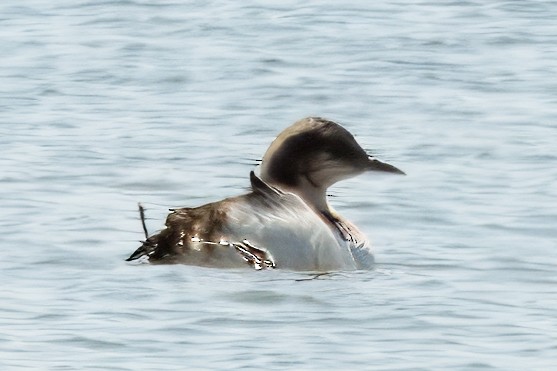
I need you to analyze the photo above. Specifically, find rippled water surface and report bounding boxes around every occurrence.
[2,1,557,369]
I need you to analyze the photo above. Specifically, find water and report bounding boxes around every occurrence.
[2,0,556,369]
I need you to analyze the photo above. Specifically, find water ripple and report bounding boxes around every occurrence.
[2,0,557,369]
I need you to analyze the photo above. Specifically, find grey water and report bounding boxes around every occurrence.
[1,0,556,369]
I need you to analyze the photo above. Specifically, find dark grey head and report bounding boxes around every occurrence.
[260,117,404,193]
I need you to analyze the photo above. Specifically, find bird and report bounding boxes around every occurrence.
[126,117,404,271]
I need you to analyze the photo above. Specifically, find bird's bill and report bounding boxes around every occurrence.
[367,158,405,175]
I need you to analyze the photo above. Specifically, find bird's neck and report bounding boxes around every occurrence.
[259,161,334,213]
[262,174,358,242]
[275,177,330,214]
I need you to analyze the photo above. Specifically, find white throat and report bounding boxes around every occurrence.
[279,176,330,214]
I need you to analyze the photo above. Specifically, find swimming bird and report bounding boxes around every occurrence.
[126,117,404,271]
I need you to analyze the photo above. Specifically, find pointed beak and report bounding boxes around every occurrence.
[367,157,405,175]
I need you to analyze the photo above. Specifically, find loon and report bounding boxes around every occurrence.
[126,117,404,271]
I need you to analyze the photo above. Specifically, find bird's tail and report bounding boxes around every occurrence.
[126,203,157,262]
[126,237,158,262]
